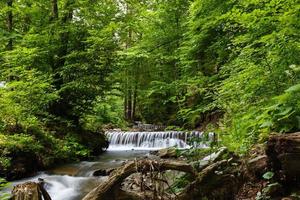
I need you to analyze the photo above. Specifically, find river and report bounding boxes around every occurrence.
[8,150,149,200]
[4,131,211,199]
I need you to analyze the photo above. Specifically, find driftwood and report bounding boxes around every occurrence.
[12,180,52,200]
[82,159,230,200]
[82,159,197,200]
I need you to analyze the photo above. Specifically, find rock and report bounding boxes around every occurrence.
[157,147,178,158]
[93,169,108,176]
[149,150,159,155]
[93,168,115,176]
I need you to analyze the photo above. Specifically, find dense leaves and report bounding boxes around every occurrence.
[114,0,300,151]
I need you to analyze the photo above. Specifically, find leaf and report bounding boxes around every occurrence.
[262,171,274,180]
[286,84,300,93]
[259,121,273,128]
[278,107,293,117]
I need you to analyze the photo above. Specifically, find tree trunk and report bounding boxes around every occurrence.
[6,0,13,50]
[126,87,132,121]
[51,0,58,20]
[123,2,134,122]
[124,88,128,119]
[131,84,137,120]
[12,181,52,200]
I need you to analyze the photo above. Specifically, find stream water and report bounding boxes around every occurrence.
[8,151,149,200]
[5,131,211,200]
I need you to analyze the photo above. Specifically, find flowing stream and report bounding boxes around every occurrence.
[5,131,212,200]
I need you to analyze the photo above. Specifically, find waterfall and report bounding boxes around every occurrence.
[105,131,215,150]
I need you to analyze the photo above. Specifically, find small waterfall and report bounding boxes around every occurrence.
[106,131,215,150]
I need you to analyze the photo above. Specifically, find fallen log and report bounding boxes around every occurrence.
[82,158,236,200]
[82,159,197,200]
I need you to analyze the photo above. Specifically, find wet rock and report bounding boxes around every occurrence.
[93,168,115,176]
[93,169,108,176]
[149,150,159,155]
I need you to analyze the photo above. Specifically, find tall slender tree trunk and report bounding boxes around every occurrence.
[49,0,77,123]
[23,3,31,32]
[55,0,73,88]
[127,87,132,122]
[131,84,137,120]
[6,0,13,50]
[124,89,128,119]
[52,0,58,19]
[124,3,133,122]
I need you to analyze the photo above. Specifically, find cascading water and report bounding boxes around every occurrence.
[106,131,215,150]
[5,151,149,200]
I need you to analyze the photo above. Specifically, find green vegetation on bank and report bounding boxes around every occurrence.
[0,0,299,178]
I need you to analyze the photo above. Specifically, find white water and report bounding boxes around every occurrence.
[9,173,104,200]
[4,151,148,200]
[106,131,214,150]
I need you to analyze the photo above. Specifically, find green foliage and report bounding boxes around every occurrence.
[0,132,91,171]
[81,95,126,131]
[0,0,119,178]
[0,133,41,169]
[0,67,57,131]
[169,174,192,193]
[262,171,274,180]
[0,178,11,200]
[180,147,213,161]
[0,0,299,177]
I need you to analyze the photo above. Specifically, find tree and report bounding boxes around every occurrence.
[6,0,13,50]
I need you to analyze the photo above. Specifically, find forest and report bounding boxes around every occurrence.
[0,0,299,199]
